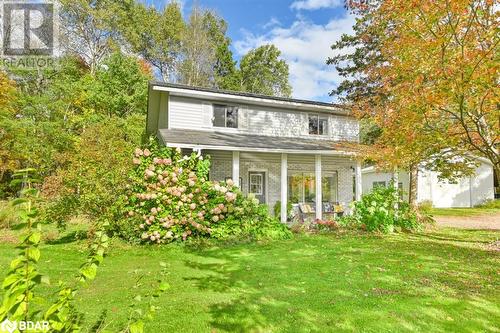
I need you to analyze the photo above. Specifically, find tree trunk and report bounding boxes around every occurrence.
[408,165,418,209]
[494,164,500,198]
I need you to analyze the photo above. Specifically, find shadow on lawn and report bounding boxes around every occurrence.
[183,233,499,333]
[409,229,498,244]
[183,243,323,332]
[46,230,88,245]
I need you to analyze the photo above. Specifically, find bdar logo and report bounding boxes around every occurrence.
[0,319,17,333]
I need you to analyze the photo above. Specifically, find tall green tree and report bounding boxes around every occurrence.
[178,7,240,90]
[203,12,239,90]
[178,5,217,87]
[59,0,128,73]
[327,1,383,104]
[239,44,292,97]
[86,52,152,117]
[122,1,184,82]
[327,1,384,146]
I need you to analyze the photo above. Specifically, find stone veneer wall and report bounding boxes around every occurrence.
[205,150,357,216]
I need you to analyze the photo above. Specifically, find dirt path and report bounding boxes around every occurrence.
[434,214,500,230]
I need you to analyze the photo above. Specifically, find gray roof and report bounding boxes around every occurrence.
[158,129,353,152]
[150,81,346,110]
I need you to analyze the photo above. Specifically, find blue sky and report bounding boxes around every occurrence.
[142,0,355,102]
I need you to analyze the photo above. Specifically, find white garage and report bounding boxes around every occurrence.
[361,157,495,208]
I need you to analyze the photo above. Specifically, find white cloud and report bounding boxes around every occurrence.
[290,0,343,11]
[234,14,355,101]
[262,17,281,29]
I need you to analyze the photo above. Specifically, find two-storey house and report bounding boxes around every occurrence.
[147,82,362,222]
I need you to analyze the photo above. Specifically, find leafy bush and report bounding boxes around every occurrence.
[119,142,292,243]
[476,199,500,209]
[273,200,292,218]
[351,186,423,233]
[418,200,433,213]
[0,200,18,229]
[0,169,168,333]
[336,215,359,229]
[40,115,144,228]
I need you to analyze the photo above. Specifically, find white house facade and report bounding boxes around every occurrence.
[147,82,361,222]
[362,159,495,208]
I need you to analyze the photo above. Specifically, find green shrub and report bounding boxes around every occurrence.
[119,142,292,243]
[337,215,359,229]
[476,199,500,209]
[0,169,168,333]
[273,200,292,218]
[40,115,144,228]
[351,186,423,233]
[418,200,433,213]
[0,200,18,229]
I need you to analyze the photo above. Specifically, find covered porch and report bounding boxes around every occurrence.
[158,129,362,222]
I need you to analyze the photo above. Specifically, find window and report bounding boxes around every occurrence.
[213,104,238,128]
[308,115,328,135]
[373,181,386,189]
[287,172,338,203]
[249,174,263,195]
[322,172,338,203]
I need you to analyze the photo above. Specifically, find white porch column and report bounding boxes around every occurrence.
[232,151,240,187]
[315,155,322,220]
[355,161,362,201]
[280,153,288,223]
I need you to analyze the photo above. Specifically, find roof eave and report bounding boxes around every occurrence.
[164,142,357,156]
[151,83,350,116]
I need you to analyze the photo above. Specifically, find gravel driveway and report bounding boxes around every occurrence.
[434,214,500,230]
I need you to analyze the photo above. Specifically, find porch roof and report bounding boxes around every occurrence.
[158,129,357,156]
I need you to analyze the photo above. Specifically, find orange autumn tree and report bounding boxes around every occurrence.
[348,0,499,205]
[0,72,19,183]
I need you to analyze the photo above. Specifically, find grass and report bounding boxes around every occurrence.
[429,207,500,217]
[0,228,499,332]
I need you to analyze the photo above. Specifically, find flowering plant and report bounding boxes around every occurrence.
[315,219,339,231]
[122,142,291,243]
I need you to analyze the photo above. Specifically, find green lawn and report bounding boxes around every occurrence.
[0,229,499,332]
[430,207,500,217]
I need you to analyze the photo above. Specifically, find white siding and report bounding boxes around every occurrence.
[362,171,410,201]
[363,161,494,208]
[165,94,359,142]
[168,96,205,130]
[470,162,495,206]
[418,162,494,208]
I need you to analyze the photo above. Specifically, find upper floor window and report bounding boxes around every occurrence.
[308,114,328,135]
[213,104,238,128]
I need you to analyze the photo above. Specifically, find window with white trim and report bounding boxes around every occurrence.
[213,104,238,128]
[308,114,328,135]
[249,174,263,195]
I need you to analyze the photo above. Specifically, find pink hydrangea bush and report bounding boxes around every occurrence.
[122,143,291,244]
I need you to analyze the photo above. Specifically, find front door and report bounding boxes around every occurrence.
[249,171,266,204]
